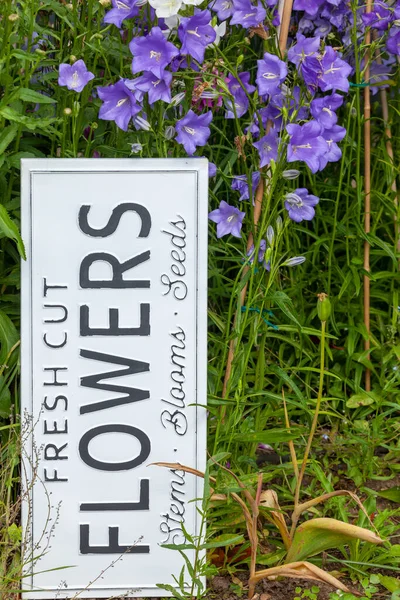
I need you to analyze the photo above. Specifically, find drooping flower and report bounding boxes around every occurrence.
[209,0,235,20]
[225,72,255,118]
[134,71,172,104]
[231,171,260,202]
[209,200,245,238]
[58,60,94,93]
[175,109,212,155]
[310,92,343,128]
[178,10,216,64]
[148,0,183,18]
[104,0,139,28]
[284,188,319,222]
[286,120,328,173]
[230,0,266,28]
[247,238,270,270]
[253,130,279,168]
[319,124,346,170]
[302,47,352,93]
[130,27,179,78]
[97,79,141,131]
[256,53,288,97]
[208,162,217,177]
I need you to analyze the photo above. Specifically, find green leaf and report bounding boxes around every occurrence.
[377,575,400,593]
[0,124,18,155]
[374,488,400,503]
[232,428,302,444]
[0,376,11,418]
[286,518,382,563]
[0,204,26,259]
[17,88,57,104]
[346,392,377,408]
[7,152,37,169]
[0,309,19,367]
[270,290,301,327]
[200,534,244,550]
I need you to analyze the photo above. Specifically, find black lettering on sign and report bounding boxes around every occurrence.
[44,469,68,483]
[78,203,151,238]
[44,443,68,460]
[78,424,151,471]
[79,350,149,414]
[80,479,149,511]
[43,331,67,349]
[80,304,150,337]
[80,252,150,289]
[43,304,68,323]
[43,395,68,411]
[43,278,68,298]
[80,524,149,554]
[44,419,68,434]
[43,367,68,386]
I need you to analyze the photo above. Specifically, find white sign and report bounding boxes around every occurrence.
[21,159,208,598]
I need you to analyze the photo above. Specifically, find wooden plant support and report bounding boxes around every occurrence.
[222,0,294,400]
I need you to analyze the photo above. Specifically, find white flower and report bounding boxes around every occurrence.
[212,21,227,46]
[183,0,203,5]
[148,0,182,18]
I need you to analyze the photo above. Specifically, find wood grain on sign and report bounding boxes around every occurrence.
[20,159,208,599]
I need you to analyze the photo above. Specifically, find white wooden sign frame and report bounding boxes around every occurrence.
[20,158,208,598]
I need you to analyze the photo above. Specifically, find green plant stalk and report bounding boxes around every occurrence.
[291,318,326,538]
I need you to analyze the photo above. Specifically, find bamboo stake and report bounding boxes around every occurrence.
[363,0,372,392]
[222,0,294,399]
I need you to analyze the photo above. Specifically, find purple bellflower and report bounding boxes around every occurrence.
[231,171,261,202]
[178,10,216,64]
[387,28,400,56]
[209,0,235,20]
[209,200,245,238]
[230,0,266,28]
[130,27,179,78]
[362,2,393,30]
[256,53,288,97]
[97,79,141,131]
[175,109,212,155]
[293,0,324,17]
[253,130,279,168]
[303,47,352,93]
[310,92,343,128]
[104,0,139,28]
[287,34,320,67]
[284,188,319,222]
[319,124,346,170]
[225,72,255,118]
[134,70,172,104]
[58,60,94,93]
[286,120,328,173]
[247,239,270,270]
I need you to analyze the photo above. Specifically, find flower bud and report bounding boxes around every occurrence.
[134,116,151,131]
[237,54,244,67]
[164,125,175,140]
[130,143,143,154]
[282,169,300,180]
[283,256,306,267]
[266,225,274,246]
[276,215,283,233]
[8,13,19,22]
[66,3,73,9]
[99,0,112,5]
[70,55,77,63]
[170,92,185,106]
[63,107,72,116]
[317,293,331,322]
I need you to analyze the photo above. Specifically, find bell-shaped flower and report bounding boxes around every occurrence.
[175,109,212,155]
[209,200,245,238]
[310,92,343,128]
[178,10,216,64]
[134,71,172,104]
[98,79,141,131]
[284,188,319,222]
[148,0,183,17]
[130,26,179,78]
[253,130,279,168]
[286,120,328,174]
[318,124,346,170]
[256,53,287,97]
[230,0,266,28]
[104,0,139,28]
[58,60,94,93]
[209,0,235,20]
